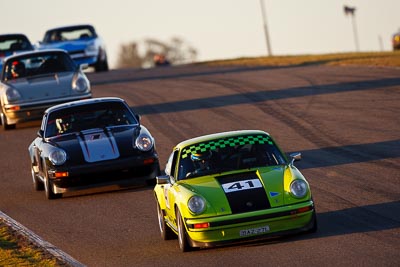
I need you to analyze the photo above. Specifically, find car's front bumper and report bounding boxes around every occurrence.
[48,154,160,193]
[2,94,92,124]
[183,201,315,247]
[71,56,98,67]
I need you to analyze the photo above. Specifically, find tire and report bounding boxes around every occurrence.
[157,202,175,240]
[95,52,109,72]
[43,166,62,200]
[31,167,44,191]
[146,178,156,186]
[307,198,318,233]
[308,211,318,233]
[176,209,191,252]
[0,112,16,130]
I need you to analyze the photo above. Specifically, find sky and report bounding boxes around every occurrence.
[2,0,399,69]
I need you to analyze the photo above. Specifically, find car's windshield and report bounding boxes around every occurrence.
[177,134,287,180]
[43,26,96,43]
[0,35,32,53]
[44,101,138,137]
[2,52,76,81]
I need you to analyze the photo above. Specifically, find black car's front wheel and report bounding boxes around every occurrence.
[31,166,44,191]
[43,167,62,200]
[176,209,191,252]
[157,202,175,240]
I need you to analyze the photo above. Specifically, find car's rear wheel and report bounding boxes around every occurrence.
[176,208,191,252]
[157,202,175,240]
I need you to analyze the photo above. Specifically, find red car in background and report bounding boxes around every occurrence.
[392,30,400,51]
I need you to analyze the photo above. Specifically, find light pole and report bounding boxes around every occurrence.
[344,5,360,52]
[260,0,272,56]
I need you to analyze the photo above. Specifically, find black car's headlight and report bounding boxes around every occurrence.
[188,196,206,214]
[290,180,308,198]
[135,134,153,151]
[49,149,67,165]
[72,73,89,93]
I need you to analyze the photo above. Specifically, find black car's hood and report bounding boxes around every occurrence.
[47,125,141,164]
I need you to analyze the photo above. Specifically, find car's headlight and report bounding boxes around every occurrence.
[49,149,67,165]
[72,73,89,92]
[85,43,97,53]
[290,180,308,198]
[188,195,206,214]
[135,134,153,151]
[6,88,22,102]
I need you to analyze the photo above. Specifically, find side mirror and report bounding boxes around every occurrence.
[156,175,170,185]
[80,63,89,70]
[135,114,141,124]
[289,152,302,166]
[37,130,44,138]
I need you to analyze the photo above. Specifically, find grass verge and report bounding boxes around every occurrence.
[0,221,62,266]
[204,51,400,68]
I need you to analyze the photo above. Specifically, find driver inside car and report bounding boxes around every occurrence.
[56,117,72,134]
[186,150,213,178]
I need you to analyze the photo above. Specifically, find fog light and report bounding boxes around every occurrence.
[143,158,155,165]
[55,172,69,178]
[194,223,209,229]
[7,106,20,111]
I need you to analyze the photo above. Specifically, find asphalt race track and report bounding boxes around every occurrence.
[0,64,399,266]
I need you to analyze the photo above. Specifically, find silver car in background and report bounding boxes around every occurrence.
[0,49,91,130]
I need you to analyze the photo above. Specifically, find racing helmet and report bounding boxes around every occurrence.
[191,150,212,162]
[56,118,71,134]
[191,150,212,170]
[10,61,25,78]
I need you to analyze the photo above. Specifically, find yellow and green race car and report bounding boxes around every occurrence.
[154,130,317,252]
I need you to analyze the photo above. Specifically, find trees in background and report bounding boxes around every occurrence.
[116,36,198,69]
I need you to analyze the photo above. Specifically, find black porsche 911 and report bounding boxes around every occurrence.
[28,97,160,199]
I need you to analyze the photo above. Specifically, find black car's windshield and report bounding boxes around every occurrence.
[45,102,138,137]
[3,52,76,81]
[177,134,287,180]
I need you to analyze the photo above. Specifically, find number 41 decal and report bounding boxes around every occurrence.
[222,179,262,193]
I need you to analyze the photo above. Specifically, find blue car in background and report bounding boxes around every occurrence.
[0,34,34,70]
[37,24,109,72]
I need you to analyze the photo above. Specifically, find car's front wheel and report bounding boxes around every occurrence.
[176,208,191,252]
[307,210,318,233]
[157,202,175,240]
[31,166,44,191]
[43,166,62,200]
[0,112,16,130]
[95,52,109,72]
